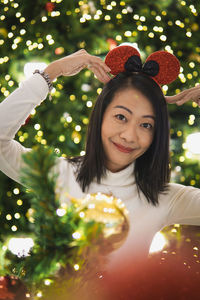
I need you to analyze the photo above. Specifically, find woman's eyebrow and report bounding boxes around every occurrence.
[143,115,156,121]
[114,105,132,114]
[113,105,155,120]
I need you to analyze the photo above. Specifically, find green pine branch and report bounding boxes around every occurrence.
[4,145,104,291]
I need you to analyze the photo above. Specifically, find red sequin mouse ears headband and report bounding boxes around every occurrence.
[105,45,180,86]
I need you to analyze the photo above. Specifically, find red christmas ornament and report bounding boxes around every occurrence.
[106,38,117,51]
[45,2,55,12]
[55,47,64,55]
[0,276,27,300]
[99,251,200,299]
[0,277,14,300]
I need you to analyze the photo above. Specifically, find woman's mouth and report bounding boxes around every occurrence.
[113,142,134,153]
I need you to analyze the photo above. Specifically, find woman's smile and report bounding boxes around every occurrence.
[112,142,135,153]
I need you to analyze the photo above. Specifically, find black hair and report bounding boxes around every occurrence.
[68,72,170,206]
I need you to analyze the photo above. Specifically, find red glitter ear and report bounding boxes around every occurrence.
[105,45,140,75]
[145,51,180,85]
[105,46,180,86]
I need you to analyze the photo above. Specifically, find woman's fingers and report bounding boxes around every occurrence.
[176,89,200,106]
[88,56,111,74]
[166,85,200,106]
[89,65,111,83]
[85,55,111,83]
[165,89,192,103]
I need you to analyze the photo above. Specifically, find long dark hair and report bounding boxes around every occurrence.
[68,72,170,206]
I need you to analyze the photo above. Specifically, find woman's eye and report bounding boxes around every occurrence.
[141,123,153,129]
[115,114,126,121]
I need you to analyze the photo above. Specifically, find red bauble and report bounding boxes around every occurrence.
[0,276,14,300]
[0,276,27,300]
[106,38,117,51]
[101,252,200,300]
[45,2,55,12]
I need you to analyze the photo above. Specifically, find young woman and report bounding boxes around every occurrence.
[0,48,200,269]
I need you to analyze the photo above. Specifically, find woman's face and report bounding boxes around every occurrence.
[101,88,155,172]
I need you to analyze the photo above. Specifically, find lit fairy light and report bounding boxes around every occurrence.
[124,31,132,37]
[42,16,47,22]
[6,214,12,220]
[72,232,81,239]
[24,62,47,78]
[115,34,122,41]
[44,279,52,286]
[137,25,143,31]
[66,116,72,123]
[148,32,154,38]
[81,83,91,92]
[75,125,81,131]
[107,4,112,10]
[94,14,100,20]
[79,211,85,218]
[14,213,20,219]
[13,188,20,195]
[46,34,52,40]
[56,208,66,217]
[11,225,17,232]
[25,293,31,298]
[111,1,116,6]
[186,132,200,154]
[162,85,168,93]
[186,31,192,38]
[17,199,23,206]
[80,150,85,156]
[97,88,102,95]
[149,232,167,253]
[160,35,167,41]
[86,100,93,107]
[133,14,139,20]
[8,238,34,257]
[34,124,41,130]
[36,291,42,298]
[74,264,80,271]
[96,10,102,15]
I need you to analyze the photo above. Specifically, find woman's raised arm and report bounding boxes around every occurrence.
[0,49,110,184]
[44,49,111,83]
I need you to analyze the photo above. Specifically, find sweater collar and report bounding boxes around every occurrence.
[100,163,135,186]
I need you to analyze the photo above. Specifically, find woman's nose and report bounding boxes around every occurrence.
[119,125,138,143]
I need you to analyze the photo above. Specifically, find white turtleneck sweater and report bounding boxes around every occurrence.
[0,74,200,268]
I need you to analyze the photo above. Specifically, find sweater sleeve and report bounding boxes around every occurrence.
[164,183,200,226]
[0,74,49,184]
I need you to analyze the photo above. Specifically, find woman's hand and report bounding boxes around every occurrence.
[165,84,200,106]
[44,49,111,83]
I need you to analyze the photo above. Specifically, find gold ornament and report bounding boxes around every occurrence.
[69,192,130,250]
